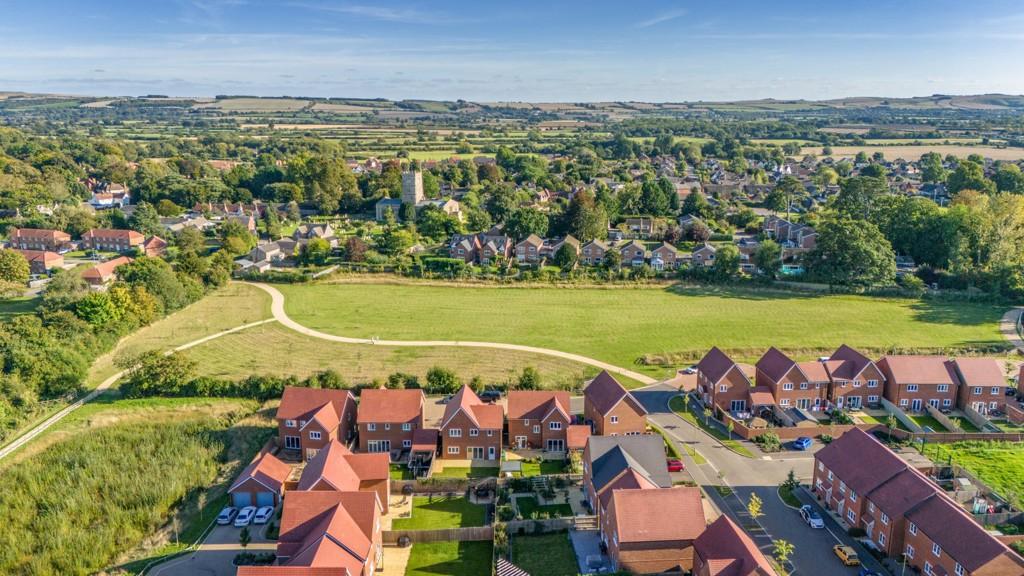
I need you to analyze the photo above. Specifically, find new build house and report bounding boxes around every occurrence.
[813,428,1024,575]
[951,357,1012,416]
[228,450,291,508]
[878,355,959,413]
[692,515,778,576]
[507,390,571,452]
[277,386,358,462]
[583,371,648,436]
[439,385,502,461]
[297,439,390,514]
[604,487,706,574]
[356,388,425,456]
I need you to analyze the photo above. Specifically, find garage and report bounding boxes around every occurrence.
[227,451,291,509]
[255,491,276,508]
[231,492,253,508]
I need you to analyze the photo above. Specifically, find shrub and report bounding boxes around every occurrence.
[754,432,782,453]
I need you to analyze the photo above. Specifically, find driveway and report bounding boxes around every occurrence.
[150,524,275,576]
[642,383,891,576]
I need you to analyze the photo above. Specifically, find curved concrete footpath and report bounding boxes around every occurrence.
[245,282,658,385]
[0,317,276,462]
[1001,307,1024,352]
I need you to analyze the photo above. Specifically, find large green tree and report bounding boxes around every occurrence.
[805,217,896,287]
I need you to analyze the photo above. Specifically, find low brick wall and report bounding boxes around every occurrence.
[720,411,878,441]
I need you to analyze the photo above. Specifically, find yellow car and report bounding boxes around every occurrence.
[833,545,861,566]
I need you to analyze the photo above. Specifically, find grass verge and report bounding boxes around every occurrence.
[669,395,754,458]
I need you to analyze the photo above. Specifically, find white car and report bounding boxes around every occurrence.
[216,507,238,525]
[253,506,275,525]
[799,504,825,529]
[234,506,257,527]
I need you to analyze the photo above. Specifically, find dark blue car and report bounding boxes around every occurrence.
[792,437,813,450]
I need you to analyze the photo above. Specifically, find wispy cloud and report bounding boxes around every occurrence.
[633,9,686,29]
[290,2,464,25]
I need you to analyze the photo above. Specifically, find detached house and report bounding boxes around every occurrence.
[81,256,132,287]
[651,242,680,270]
[357,388,425,455]
[691,243,717,267]
[583,371,648,436]
[439,385,502,461]
[515,234,545,264]
[951,357,1011,415]
[822,345,885,410]
[237,491,383,576]
[693,515,778,576]
[604,487,706,574]
[297,439,391,514]
[755,347,828,412]
[507,391,571,451]
[277,386,358,462]
[878,355,959,413]
[581,239,609,265]
[696,347,754,413]
[583,435,671,523]
[619,240,647,267]
[14,249,63,276]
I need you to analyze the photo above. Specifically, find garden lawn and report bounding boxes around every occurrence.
[279,282,1005,379]
[929,442,1024,509]
[390,464,414,480]
[404,541,493,576]
[391,496,486,530]
[909,414,951,432]
[519,460,568,476]
[515,496,573,519]
[669,395,754,458]
[433,466,499,479]
[511,532,579,576]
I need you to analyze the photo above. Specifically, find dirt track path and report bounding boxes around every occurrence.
[246,282,658,385]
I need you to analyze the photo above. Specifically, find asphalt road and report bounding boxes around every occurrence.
[634,383,890,576]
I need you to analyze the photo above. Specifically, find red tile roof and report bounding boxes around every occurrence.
[608,487,705,543]
[357,388,424,424]
[229,450,291,495]
[82,228,145,243]
[584,371,646,416]
[905,491,1021,572]
[877,355,958,386]
[796,360,830,382]
[755,347,799,383]
[825,345,875,380]
[10,227,70,241]
[864,468,938,520]
[275,491,378,574]
[441,385,503,430]
[697,347,740,385]
[411,428,438,452]
[694,515,777,576]
[748,386,775,406]
[567,424,591,450]
[81,256,132,283]
[598,468,659,510]
[278,387,355,431]
[298,440,386,490]
[815,428,906,494]
[507,390,570,421]
[951,358,1007,388]
[237,568,352,576]
[13,249,62,267]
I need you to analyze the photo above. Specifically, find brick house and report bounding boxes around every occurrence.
[356,388,425,455]
[448,226,511,265]
[813,428,1024,575]
[228,450,291,508]
[651,242,679,270]
[581,239,608,265]
[297,439,391,514]
[277,386,358,462]
[951,357,1011,415]
[624,217,654,239]
[550,235,581,260]
[618,240,647,267]
[13,249,63,275]
[822,345,886,410]
[693,515,778,576]
[8,227,71,252]
[583,371,648,436]
[142,236,168,257]
[691,243,717,267]
[439,385,502,461]
[237,491,383,576]
[515,234,545,263]
[878,355,959,413]
[81,228,144,252]
[81,256,132,287]
[603,487,706,574]
[755,347,828,412]
[696,347,753,413]
[507,391,571,451]
[583,435,671,521]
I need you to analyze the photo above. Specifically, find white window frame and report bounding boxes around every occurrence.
[783,383,794,391]
[549,421,562,430]
[800,382,808,390]
[900,399,909,407]
[867,379,878,388]
[610,416,619,424]
[367,423,376,432]
[932,543,941,557]
[907,384,919,392]
[955,562,964,576]
[533,425,540,434]
[285,419,297,428]
[847,509,855,522]
[447,446,459,454]
[384,423,391,431]
[879,532,886,547]
[991,386,1000,395]
[906,544,914,558]
[942,399,952,407]
[780,399,790,406]
[868,395,879,403]
[470,428,479,437]
[449,428,462,438]
[909,522,917,535]
[285,435,300,450]
[719,384,727,392]
[402,423,412,431]
[974,387,983,395]
[937,384,949,393]
[881,512,889,525]
[487,430,493,437]
[309,431,322,440]
[402,439,412,448]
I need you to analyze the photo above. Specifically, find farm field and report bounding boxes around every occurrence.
[183,320,607,388]
[803,144,1024,161]
[277,281,1007,378]
[404,541,493,576]
[0,396,272,574]
[86,283,272,388]
[928,441,1024,509]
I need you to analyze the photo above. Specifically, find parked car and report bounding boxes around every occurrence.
[480,390,502,403]
[216,507,238,525]
[792,436,813,451]
[799,504,824,529]
[253,506,275,525]
[833,545,860,566]
[439,395,453,404]
[234,506,257,527]
[666,458,684,472]
[682,366,697,374]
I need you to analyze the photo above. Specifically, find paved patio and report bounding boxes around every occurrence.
[380,545,412,576]
[568,529,610,574]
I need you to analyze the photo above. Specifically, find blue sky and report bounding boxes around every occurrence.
[3,0,1024,101]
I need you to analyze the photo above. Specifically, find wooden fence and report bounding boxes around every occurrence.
[383,526,493,544]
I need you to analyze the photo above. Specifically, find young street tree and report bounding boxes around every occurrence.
[773,539,795,569]
[747,493,763,520]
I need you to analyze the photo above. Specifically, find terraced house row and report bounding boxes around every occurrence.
[697,345,1013,417]
[813,428,1024,576]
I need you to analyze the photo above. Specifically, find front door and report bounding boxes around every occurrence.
[911,399,923,412]
[546,439,565,452]
[488,446,496,460]
[836,397,844,409]
[515,436,527,449]
[469,446,484,460]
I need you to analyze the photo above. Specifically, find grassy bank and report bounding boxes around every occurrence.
[279,281,1005,377]
[929,441,1024,509]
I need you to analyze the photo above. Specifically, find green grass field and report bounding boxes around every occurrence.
[405,541,493,576]
[391,496,486,530]
[278,282,1006,378]
[0,296,40,320]
[510,532,579,576]
[929,442,1024,508]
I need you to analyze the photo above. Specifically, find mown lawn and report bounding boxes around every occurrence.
[279,282,1006,378]
[391,496,486,530]
[432,466,499,479]
[518,460,568,476]
[405,541,493,576]
[929,442,1024,508]
[0,397,272,575]
[511,532,579,576]
[515,496,573,519]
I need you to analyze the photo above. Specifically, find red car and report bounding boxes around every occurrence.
[667,459,685,472]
